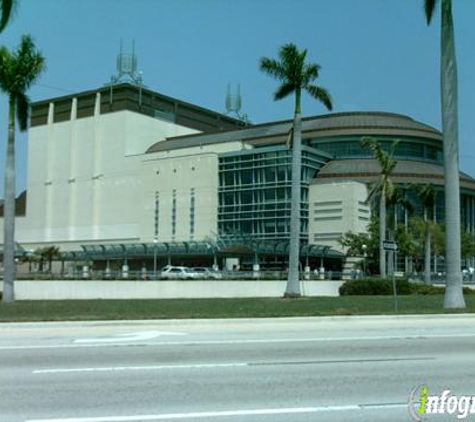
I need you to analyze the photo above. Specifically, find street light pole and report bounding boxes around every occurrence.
[153,238,158,280]
[362,244,367,276]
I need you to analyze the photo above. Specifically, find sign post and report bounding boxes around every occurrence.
[383,240,398,312]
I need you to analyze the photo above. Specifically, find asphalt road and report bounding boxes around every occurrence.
[1,315,475,422]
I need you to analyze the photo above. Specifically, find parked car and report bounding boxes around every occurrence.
[160,265,194,280]
[189,267,222,279]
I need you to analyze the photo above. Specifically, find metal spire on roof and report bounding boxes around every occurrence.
[109,39,144,87]
[225,83,250,123]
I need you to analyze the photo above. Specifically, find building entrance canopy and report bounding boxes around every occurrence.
[58,240,344,261]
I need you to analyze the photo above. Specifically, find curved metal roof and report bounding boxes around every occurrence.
[313,159,475,190]
[62,241,343,261]
[146,112,441,154]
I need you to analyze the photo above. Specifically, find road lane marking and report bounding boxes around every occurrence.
[32,357,432,374]
[25,403,408,421]
[249,356,435,366]
[33,363,248,374]
[3,332,475,351]
[74,331,186,344]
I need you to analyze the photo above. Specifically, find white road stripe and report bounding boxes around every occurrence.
[74,331,185,343]
[25,403,407,421]
[3,332,475,351]
[33,363,248,374]
[32,357,430,375]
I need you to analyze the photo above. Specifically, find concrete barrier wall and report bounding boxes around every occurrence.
[14,280,344,300]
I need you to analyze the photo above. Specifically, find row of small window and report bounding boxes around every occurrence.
[220,205,297,214]
[220,168,291,185]
[313,140,442,162]
[220,189,309,206]
[220,150,292,164]
[218,210,308,221]
[219,158,324,172]
[220,169,318,186]
[220,149,324,164]
[219,220,309,235]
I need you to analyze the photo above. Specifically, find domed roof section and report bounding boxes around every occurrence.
[305,111,440,135]
[146,111,441,154]
[313,159,475,190]
[302,112,441,141]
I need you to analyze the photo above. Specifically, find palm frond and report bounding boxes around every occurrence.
[361,137,398,176]
[274,82,295,101]
[6,35,46,93]
[260,42,332,114]
[412,183,437,208]
[303,63,321,82]
[306,84,333,111]
[0,0,17,32]
[424,0,438,25]
[259,57,286,80]
[279,43,306,82]
[16,92,30,132]
[0,36,44,131]
[366,180,382,205]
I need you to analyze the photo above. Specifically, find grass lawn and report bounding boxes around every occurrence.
[1,295,475,322]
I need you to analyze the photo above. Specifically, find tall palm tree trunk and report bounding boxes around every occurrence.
[379,191,386,277]
[441,0,465,308]
[286,92,302,297]
[2,98,16,303]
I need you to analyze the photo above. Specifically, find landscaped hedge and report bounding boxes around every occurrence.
[410,284,475,296]
[339,277,475,296]
[339,277,412,296]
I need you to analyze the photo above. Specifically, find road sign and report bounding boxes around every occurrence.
[383,240,398,252]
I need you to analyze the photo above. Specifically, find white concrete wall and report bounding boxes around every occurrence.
[14,280,344,300]
[309,181,370,250]
[140,142,243,242]
[6,103,198,249]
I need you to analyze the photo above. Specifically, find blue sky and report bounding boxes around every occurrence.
[1,0,475,196]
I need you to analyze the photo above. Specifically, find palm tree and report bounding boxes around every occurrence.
[0,0,16,32]
[413,184,437,285]
[260,43,332,297]
[0,35,45,303]
[424,0,465,308]
[361,137,398,277]
[43,246,60,273]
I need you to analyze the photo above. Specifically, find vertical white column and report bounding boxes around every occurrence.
[45,102,55,240]
[92,92,102,239]
[47,101,54,124]
[94,92,101,116]
[71,97,77,120]
[68,98,78,240]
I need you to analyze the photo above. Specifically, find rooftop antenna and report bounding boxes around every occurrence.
[225,83,250,123]
[106,40,145,106]
[109,39,144,86]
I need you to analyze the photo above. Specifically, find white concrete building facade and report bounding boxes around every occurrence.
[2,83,475,273]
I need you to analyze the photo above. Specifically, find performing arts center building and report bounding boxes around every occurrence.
[3,82,475,275]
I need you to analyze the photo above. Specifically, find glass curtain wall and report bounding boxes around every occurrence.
[218,145,330,241]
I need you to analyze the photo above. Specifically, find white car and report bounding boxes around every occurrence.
[189,267,222,279]
[160,266,194,280]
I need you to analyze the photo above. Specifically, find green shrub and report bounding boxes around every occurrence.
[410,284,445,295]
[408,284,475,295]
[340,278,475,296]
[463,287,475,295]
[339,277,411,296]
